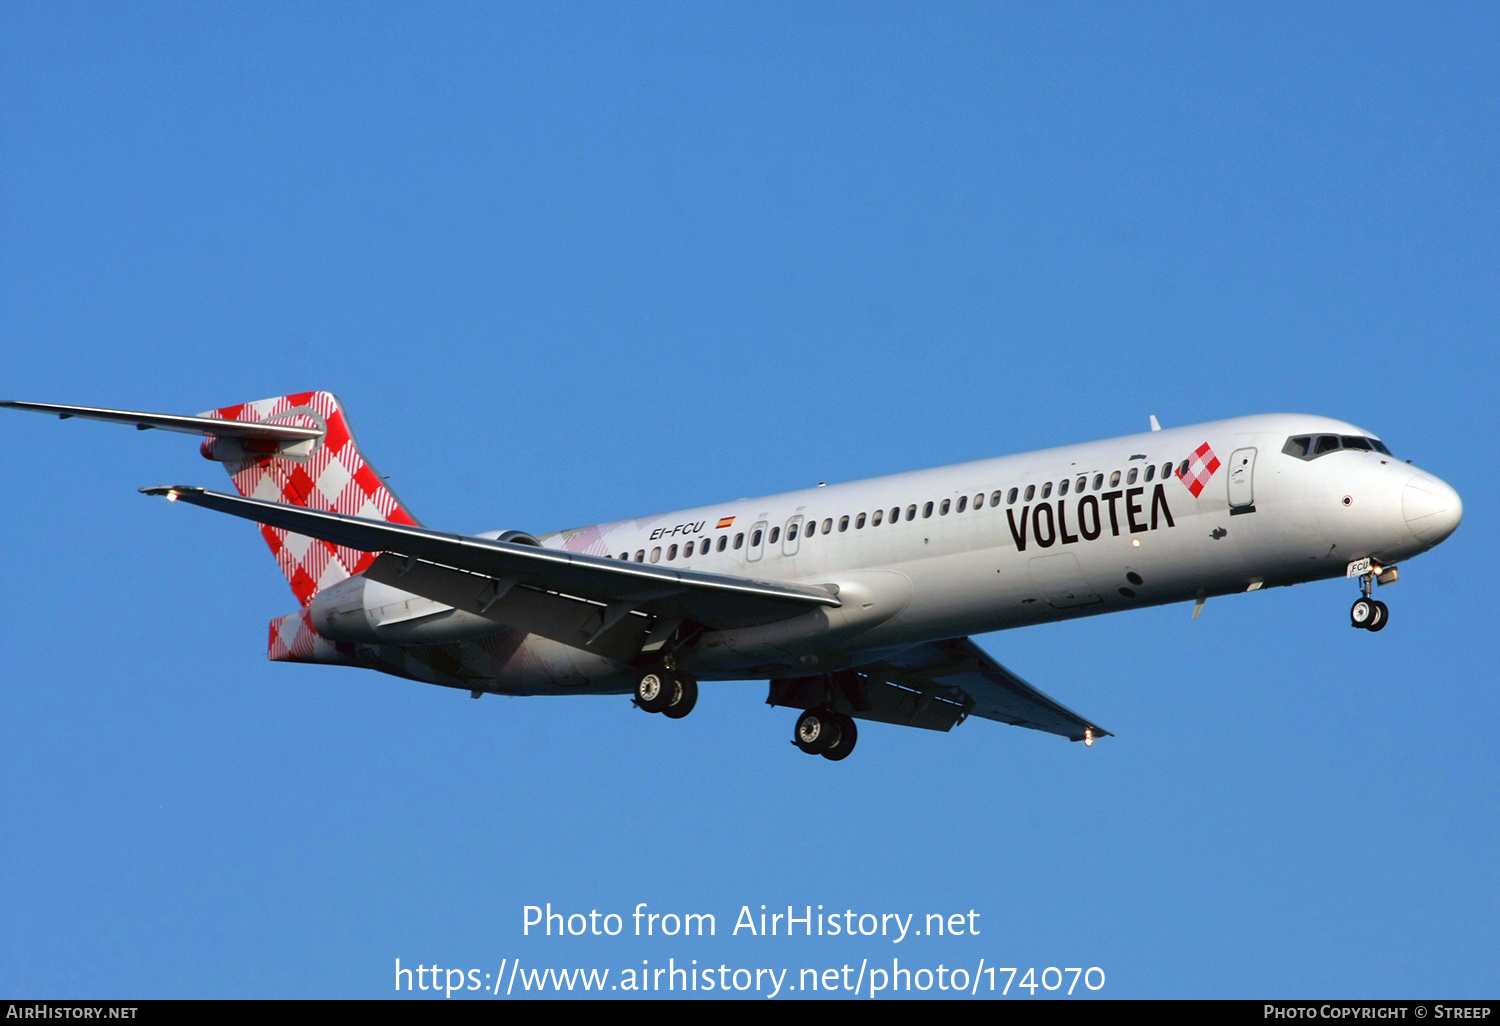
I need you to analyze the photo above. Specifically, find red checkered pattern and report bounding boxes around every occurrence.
[203,391,419,607]
[1176,442,1221,498]
[268,608,326,662]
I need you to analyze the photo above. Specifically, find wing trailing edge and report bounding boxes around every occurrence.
[143,485,839,631]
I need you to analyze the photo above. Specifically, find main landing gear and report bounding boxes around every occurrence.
[1349,562,1395,633]
[633,666,698,719]
[793,708,858,761]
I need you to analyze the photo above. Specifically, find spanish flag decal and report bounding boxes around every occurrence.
[716,516,735,529]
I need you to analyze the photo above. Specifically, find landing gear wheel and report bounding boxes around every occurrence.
[634,671,675,713]
[1350,598,1376,629]
[821,713,858,761]
[662,675,698,718]
[794,708,841,754]
[1366,600,1389,632]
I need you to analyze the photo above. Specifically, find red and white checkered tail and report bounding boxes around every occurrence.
[200,391,419,607]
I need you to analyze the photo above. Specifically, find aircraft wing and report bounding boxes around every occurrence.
[862,637,1112,742]
[142,485,838,629]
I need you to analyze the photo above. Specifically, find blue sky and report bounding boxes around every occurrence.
[2,2,1496,999]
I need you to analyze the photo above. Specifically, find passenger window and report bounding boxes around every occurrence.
[839,515,849,532]
[667,544,678,560]
[744,532,755,548]
[939,499,950,515]
[634,550,645,562]
[891,506,900,523]
[957,496,967,512]
[1282,436,1311,458]
[719,536,729,552]
[1041,483,1052,499]
[872,509,883,526]
[684,541,694,557]
[922,502,933,518]
[1160,462,1172,479]
[770,527,780,544]
[618,552,627,560]
[823,518,833,533]
[1178,459,1190,477]
[856,513,866,529]
[993,490,1004,506]
[1058,479,1069,496]
[787,522,799,541]
[1145,465,1155,482]
[974,493,984,509]
[1109,471,1121,488]
[1092,474,1103,490]
[906,504,917,521]
[1007,488,1017,504]
[1127,468,1138,485]
[650,547,661,563]
[1024,485,1035,501]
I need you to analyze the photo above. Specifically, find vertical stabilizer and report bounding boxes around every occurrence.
[201,391,418,606]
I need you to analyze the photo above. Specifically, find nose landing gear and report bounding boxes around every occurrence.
[1348,561,1393,632]
[1350,597,1389,631]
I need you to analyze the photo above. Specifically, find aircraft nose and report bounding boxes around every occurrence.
[1403,473,1463,546]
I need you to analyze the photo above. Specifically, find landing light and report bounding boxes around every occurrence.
[166,490,179,502]
[1131,538,1140,547]
[1084,728,1094,747]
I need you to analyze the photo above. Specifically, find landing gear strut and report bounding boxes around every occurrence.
[793,708,858,761]
[1349,564,1391,632]
[634,668,698,718]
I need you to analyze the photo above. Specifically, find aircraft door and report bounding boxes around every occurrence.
[782,515,803,557]
[747,520,768,562]
[1228,447,1257,512]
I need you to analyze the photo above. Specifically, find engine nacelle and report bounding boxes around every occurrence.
[308,529,542,645]
[308,574,502,646]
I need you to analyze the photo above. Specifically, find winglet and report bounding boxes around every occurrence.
[1149,415,1162,432]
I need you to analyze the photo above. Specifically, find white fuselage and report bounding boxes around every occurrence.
[507,414,1460,689]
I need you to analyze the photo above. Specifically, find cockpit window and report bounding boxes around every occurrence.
[1284,434,1393,461]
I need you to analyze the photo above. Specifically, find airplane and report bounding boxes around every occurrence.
[1,392,1463,761]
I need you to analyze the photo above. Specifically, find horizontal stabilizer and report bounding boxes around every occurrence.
[1,400,322,442]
